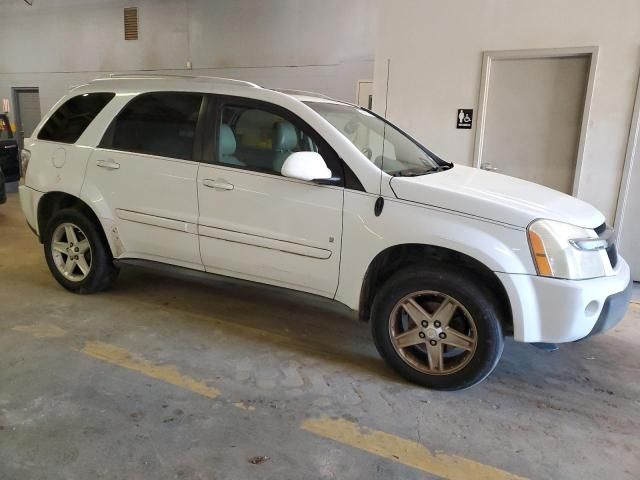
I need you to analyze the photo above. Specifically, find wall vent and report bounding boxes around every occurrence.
[123,7,138,40]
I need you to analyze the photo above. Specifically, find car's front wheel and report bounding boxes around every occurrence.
[43,208,119,294]
[371,265,504,390]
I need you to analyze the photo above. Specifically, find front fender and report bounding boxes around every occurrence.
[334,191,534,310]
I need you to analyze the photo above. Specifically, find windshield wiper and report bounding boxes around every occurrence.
[390,164,452,177]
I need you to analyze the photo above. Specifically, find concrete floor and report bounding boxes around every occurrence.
[1,192,639,480]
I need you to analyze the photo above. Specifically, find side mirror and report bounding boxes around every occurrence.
[281,151,333,182]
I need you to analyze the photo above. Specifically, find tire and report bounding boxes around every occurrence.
[43,208,119,294]
[370,264,504,391]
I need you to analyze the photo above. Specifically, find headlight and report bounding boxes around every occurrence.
[527,219,610,280]
[20,149,30,177]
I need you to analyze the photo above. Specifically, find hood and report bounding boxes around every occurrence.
[390,165,604,229]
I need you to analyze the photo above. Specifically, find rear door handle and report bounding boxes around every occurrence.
[97,159,120,170]
[202,178,234,191]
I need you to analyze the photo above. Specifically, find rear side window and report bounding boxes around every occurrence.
[100,92,203,160]
[38,93,115,143]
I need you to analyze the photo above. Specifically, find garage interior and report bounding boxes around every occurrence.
[1,1,640,479]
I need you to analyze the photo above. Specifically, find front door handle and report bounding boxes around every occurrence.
[202,178,234,191]
[97,159,120,170]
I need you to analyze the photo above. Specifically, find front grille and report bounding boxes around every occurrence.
[595,222,618,268]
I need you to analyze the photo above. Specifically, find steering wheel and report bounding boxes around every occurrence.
[361,147,373,160]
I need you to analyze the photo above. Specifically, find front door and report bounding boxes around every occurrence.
[85,92,205,269]
[197,98,344,297]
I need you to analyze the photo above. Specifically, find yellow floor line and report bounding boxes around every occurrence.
[12,323,68,338]
[15,324,527,478]
[301,416,527,480]
[81,341,220,399]
[233,402,256,411]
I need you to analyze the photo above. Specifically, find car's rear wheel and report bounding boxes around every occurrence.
[44,208,119,294]
[371,265,504,390]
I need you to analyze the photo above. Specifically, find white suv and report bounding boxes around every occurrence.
[19,75,632,390]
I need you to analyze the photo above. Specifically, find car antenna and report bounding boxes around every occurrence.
[375,58,391,217]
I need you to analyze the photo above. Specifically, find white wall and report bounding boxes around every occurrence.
[374,0,640,222]
[0,0,376,113]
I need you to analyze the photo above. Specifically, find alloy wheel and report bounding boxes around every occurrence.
[388,290,478,375]
[51,222,93,282]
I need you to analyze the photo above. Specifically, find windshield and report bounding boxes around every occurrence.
[0,115,13,141]
[305,102,450,176]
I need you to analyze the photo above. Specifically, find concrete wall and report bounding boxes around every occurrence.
[374,0,640,222]
[0,0,376,115]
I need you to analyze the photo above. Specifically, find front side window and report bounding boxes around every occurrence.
[38,93,114,144]
[215,104,321,175]
[305,101,450,177]
[102,92,203,160]
[0,115,13,140]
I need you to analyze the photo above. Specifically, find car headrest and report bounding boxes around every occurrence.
[272,122,298,151]
[219,124,237,155]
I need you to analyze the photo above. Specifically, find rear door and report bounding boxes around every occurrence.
[85,92,206,269]
[196,97,344,297]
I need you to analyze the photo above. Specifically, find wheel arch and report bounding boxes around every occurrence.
[36,191,113,255]
[358,243,513,335]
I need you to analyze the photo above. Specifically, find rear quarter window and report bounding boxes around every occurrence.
[38,92,115,144]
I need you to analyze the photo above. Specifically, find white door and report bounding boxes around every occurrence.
[618,163,640,281]
[85,92,204,269]
[197,99,344,297]
[13,88,41,149]
[617,73,640,282]
[357,81,374,109]
[479,55,590,194]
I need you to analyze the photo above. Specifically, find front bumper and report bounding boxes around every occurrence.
[497,257,632,343]
[581,278,633,339]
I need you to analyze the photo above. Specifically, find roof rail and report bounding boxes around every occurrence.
[271,88,335,100]
[197,76,260,88]
[96,73,260,88]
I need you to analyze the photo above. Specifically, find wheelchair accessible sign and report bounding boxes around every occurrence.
[456,109,473,129]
